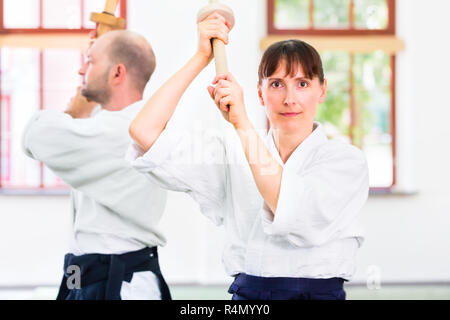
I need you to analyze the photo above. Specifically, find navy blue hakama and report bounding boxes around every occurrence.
[228,273,346,300]
[56,247,171,300]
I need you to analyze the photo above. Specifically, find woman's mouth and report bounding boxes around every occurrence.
[280,112,301,117]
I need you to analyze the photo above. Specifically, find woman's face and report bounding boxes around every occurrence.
[258,60,327,134]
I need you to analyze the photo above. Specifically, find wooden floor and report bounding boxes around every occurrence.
[1,284,450,300]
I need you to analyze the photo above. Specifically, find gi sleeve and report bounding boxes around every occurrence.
[22,109,118,176]
[22,109,167,223]
[262,144,369,248]
[127,121,228,226]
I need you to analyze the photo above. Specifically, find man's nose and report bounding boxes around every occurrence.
[79,61,88,76]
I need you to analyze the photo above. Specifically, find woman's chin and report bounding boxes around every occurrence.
[273,119,304,133]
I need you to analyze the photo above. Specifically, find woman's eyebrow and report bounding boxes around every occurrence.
[268,76,309,81]
[295,77,310,81]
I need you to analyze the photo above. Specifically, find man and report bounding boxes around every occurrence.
[22,30,171,300]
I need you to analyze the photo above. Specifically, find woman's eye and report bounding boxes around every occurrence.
[299,81,308,88]
[271,81,282,88]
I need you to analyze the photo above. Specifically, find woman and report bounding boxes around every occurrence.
[129,14,368,300]
[207,39,369,300]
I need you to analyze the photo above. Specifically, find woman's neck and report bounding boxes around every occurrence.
[273,123,314,163]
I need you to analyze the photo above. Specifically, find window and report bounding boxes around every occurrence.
[265,0,403,191]
[0,0,127,192]
[270,0,395,34]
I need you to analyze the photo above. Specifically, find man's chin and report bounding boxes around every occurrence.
[80,87,88,98]
[80,89,97,103]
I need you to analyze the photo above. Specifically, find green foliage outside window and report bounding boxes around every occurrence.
[275,0,388,30]
[272,0,394,186]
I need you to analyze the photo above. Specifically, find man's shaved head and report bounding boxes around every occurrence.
[101,30,156,92]
[80,30,156,106]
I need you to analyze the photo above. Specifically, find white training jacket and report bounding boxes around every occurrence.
[129,121,369,280]
[23,101,169,299]
[22,101,168,254]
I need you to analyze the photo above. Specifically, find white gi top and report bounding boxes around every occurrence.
[22,101,168,256]
[129,121,369,280]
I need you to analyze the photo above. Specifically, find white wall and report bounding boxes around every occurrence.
[0,0,449,288]
[0,196,70,286]
[353,0,450,283]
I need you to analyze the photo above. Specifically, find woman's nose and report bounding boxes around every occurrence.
[283,87,296,106]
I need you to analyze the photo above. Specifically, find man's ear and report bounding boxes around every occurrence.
[257,83,265,107]
[111,64,127,85]
[318,78,327,104]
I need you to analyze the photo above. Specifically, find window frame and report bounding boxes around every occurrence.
[0,0,127,34]
[266,0,397,193]
[268,0,396,35]
[0,0,127,192]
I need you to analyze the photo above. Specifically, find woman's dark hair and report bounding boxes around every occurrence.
[258,39,324,85]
